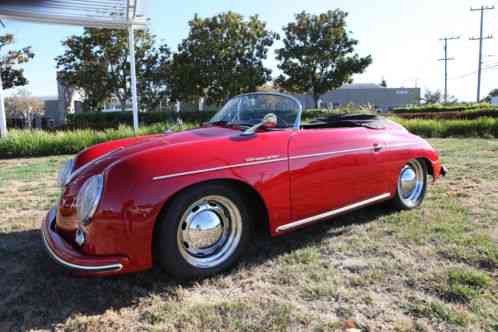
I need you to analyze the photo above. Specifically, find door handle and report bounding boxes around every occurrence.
[373,144,384,152]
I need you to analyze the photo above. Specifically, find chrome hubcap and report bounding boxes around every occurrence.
[177,195,242,269]
[400,167,417,194]
[398,160,425,207]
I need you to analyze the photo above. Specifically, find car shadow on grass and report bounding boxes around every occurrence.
[0,204,395,331]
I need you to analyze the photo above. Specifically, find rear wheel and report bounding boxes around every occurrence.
[157,183,252,280]
[391,159,427,210]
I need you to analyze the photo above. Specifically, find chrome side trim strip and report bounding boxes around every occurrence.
[385,143,421,149]
[42,214,123,272]
[152,143,422,181]
[289,146,372,161]
[276,193,392,233]
[153,157,288,181]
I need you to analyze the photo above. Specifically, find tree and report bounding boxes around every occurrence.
[275,10,372,107]
[0,34,35,90]
[5,89,44,129]
[483,89,498,103]
[56,28,170,112]
[423,89,442,104]
[140,44,172,111]
[170,12,276,105]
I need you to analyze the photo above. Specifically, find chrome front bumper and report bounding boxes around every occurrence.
[41,207,126,274]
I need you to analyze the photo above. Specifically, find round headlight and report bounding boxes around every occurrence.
[76,175,104,225]
[56,159,75,187]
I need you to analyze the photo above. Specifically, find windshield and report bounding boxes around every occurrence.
[209,93,302,129]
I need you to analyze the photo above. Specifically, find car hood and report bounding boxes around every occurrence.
[67,126,240,193]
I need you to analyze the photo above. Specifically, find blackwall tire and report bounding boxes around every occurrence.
[157,183,253,280]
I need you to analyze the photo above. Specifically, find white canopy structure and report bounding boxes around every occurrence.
[0,0,146,137]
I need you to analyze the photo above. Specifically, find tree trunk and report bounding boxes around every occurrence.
[117,95,127,112]
[313,94,320,109]
[25,112,32,130]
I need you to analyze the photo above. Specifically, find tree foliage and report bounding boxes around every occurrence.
[170,12,276,104]
[423,89,442,104]
[5,89,44,129]
[0,34,35,90]
[483,89,498,103]
[56,28,170,112]
[275,10,372,107]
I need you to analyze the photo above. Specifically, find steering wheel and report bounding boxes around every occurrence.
[276,117,291,128]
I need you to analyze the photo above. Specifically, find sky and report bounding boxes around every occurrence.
[2,0,498,102]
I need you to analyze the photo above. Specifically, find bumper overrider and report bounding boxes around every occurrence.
[41,206,129,276]
[441,165,448,177]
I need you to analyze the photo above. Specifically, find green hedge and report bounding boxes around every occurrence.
[2,117,498,159]
[396,117,498,138]
[66,108,357,130]
[392,103,498,114]
[66,111,217,130]
[0,123,194,158]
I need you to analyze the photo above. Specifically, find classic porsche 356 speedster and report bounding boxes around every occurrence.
[41,92,446,279]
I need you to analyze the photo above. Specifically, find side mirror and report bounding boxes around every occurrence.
[242,113,278,136]
[261,113,278,129]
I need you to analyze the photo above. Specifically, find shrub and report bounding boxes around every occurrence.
[395,117,498,138]
[66,107,374,130]
[66,111,218,130]
[2,114,498,159]
[393,110,498,120]
[0,123,195,158]
[392,103,498,114]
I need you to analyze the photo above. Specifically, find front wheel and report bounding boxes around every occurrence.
[157,183,252,280]
[391,159,428,210]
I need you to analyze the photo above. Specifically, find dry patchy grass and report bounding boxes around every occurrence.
[0,139,497,332]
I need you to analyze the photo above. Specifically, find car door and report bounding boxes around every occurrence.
[288,127,388,224]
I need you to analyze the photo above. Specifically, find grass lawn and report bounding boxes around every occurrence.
[0,139,497,331]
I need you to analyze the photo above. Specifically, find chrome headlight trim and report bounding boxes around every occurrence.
[56,159,75,187]
[76,174,104,226]
[66,147,124,186]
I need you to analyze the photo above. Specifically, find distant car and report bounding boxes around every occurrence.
[42,93,446,280]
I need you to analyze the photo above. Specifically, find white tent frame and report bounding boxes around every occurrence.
[0,0,145,138]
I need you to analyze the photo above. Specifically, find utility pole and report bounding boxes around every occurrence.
[438,36,460,103]
[470,5,495,103]
[0,20,6,138]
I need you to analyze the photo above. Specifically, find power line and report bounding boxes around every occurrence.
[470,5,495,102]
[438,36,460,103]
[450,64,498,80]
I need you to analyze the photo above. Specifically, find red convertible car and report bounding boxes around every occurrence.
[42,92,446,279]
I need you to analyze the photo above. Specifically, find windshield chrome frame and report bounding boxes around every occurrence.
[218,92,304,130]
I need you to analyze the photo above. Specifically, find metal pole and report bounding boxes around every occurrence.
[470,6,495,103]
[438,36,459,104]
[477,7,484,103]
[128,24,139,132]
[0,70,7,138]
[443,39,448,103]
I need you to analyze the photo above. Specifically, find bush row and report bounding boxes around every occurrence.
[2,117,497,159]
[390,110,498,120]
[66,111,218,130]
[392,103,498,114]
[395,117,498,138]
[65,109,353,130]
[0,123,195,159]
